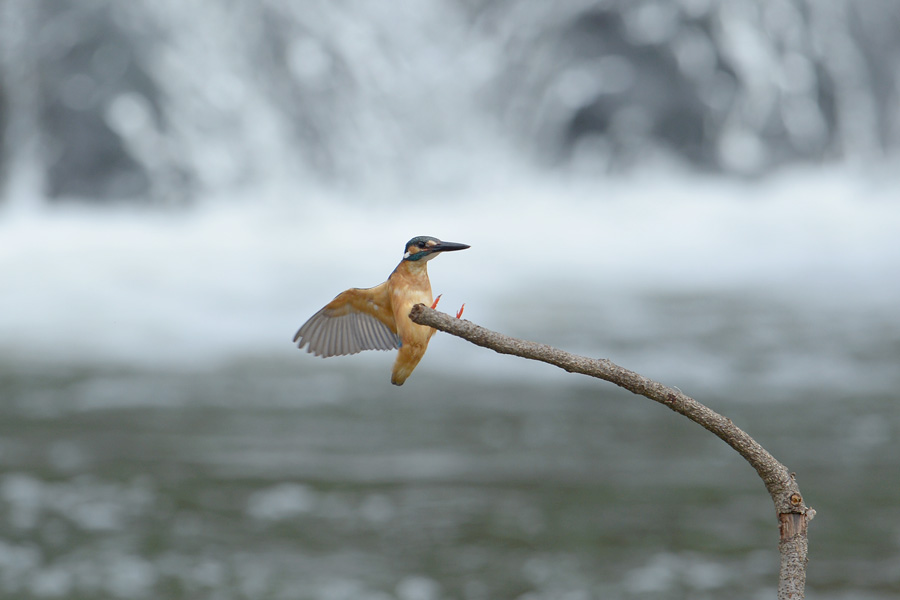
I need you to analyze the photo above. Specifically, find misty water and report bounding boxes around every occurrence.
[2,2,900,599]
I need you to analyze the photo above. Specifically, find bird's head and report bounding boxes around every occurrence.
[402,236,470,262]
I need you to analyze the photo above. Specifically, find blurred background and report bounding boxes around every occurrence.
[1,1,899,598]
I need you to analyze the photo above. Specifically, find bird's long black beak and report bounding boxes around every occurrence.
[432,241,470,253]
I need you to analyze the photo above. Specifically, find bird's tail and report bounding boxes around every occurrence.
[390,344,427,386]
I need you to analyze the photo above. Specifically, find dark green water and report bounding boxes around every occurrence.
[0,352,897,599]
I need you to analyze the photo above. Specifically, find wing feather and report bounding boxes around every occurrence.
[294,284,400,358]
[340,316,353,354]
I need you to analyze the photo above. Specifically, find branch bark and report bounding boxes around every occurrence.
[410,304,815,599]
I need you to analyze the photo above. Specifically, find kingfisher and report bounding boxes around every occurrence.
[293,236,470,385]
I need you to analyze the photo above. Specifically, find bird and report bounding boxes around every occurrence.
[293,236,470,385]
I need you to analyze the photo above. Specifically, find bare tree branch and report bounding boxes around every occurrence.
[410,304,815,599]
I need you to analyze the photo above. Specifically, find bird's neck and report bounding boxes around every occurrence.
[393,258,430,281]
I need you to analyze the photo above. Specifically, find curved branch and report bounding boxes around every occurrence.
[410,304,815,599]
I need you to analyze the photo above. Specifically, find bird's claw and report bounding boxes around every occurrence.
[431,294,464,318]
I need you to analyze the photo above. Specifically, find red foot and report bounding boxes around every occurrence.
[430,294,442,309]
[456,304,465,319]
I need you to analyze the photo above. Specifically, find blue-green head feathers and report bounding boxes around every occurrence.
[403,236,440,261]
[402,236,470,261]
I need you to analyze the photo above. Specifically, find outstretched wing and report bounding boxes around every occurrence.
[293,283,400,357]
